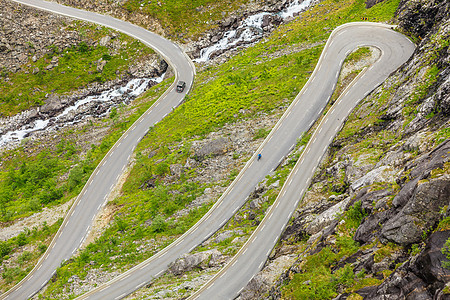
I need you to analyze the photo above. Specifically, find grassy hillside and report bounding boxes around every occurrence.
[0,21,154,117]
[122,0,250,39]
[0,0,404,297]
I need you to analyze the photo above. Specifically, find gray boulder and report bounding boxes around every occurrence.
[306,197,350,235]
[168,249,224,276]
[194,137,230,160]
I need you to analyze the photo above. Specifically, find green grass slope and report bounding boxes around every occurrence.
[7,0,404,297]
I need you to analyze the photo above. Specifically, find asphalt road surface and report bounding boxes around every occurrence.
[1,0,194,299]
[0,1,415,299]
[189,23,415,299]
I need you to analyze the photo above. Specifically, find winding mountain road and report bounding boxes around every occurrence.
[189,23,415,299]
[1,1,415,299]
[2,0,194,299]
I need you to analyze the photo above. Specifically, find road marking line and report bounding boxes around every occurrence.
[307,148,311,154]
[116,174,120,181]
[28,294,34,299]
[318,64,322,72]
[27,275,33,282]
[309,121,314,127]
[52,243,56,249]
[294,168,299,175]
[231,260,238,267]
[319,127,322,134]
[282,190,286,197]
[127,154,131,161]
[41,282,46,288]
[286,111,291,118]
[325,118,328,124]
[261,224,266,231]
[37,265,42,271]
[276,201,280,208]
[116,293,127,300]
[242,248,248,255]
[156,270,164,277]
[274,236,278,244]
[124,134,128,139]
[95,170,99,176]
[118,142,121,147]
[268,213,273,220]
[191,227,198,234]
[110,184,114,191]
[219,272,226,279]
[329,136,333,142]
[259,261,264,269]
[348,107,353,114]
[313,138,317,143]
[317,157,321,163]
[140,119,144,123]
[110,151,114,157]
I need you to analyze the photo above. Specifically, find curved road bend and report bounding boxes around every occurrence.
[0,3,414,299]
[2,0,194,299]
[190,23,415,299]
[76,24,414,300]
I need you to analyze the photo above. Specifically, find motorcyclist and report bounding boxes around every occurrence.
[257,153,262,161]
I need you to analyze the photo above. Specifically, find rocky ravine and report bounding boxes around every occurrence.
[236,0,450,299]
[0,0,168,152]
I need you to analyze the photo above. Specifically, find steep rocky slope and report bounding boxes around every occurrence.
[238,0,450,298]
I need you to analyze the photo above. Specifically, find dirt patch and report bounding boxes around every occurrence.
[0,199,74,241]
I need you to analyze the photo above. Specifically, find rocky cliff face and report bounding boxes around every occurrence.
[239,0,450,298]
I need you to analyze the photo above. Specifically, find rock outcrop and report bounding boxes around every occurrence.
[241,0,450,298]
